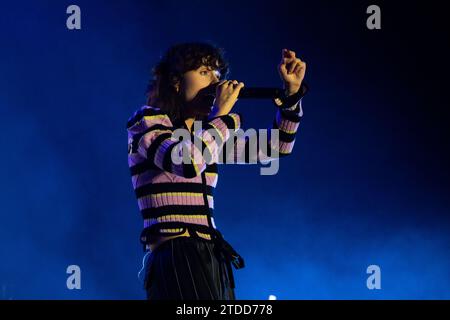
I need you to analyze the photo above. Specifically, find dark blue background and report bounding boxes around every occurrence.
[1,0,449,299]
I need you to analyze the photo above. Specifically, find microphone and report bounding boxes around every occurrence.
[198,82,283,99]
[183,81,309,119]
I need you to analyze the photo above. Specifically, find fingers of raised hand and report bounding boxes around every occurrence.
[282,48,296,62]
[287,58,304,74]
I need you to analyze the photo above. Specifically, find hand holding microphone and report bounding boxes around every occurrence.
[208,79,245,119]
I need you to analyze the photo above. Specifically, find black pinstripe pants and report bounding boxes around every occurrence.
[143,236,236,300]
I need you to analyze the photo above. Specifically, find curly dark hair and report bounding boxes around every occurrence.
[146,41,230,125]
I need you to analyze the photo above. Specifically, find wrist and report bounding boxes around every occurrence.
[284,85,301,97]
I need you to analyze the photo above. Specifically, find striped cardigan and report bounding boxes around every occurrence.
[127,86,307,251]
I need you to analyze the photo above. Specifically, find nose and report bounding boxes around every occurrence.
[211,76,219,84]
[211,70,220,84]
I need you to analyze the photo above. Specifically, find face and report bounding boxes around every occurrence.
[177,65,221,102]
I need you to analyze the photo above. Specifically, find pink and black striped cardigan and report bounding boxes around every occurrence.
[127,85,307,251]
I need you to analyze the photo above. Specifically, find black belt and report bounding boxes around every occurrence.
[142,224,245,290]
[202,227,245,290]
[142,224,245,271]
[208,228,245,269]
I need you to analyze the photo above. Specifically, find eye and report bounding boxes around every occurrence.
[199,69,221,78]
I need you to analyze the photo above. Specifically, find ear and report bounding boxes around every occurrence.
[173,77,181,93]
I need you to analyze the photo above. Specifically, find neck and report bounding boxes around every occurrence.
[184,117,195,132]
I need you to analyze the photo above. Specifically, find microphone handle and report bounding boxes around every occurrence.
[184,82,308,119]
[239,82,308,99]
[200,83,282,99]
[238,87,283,99]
